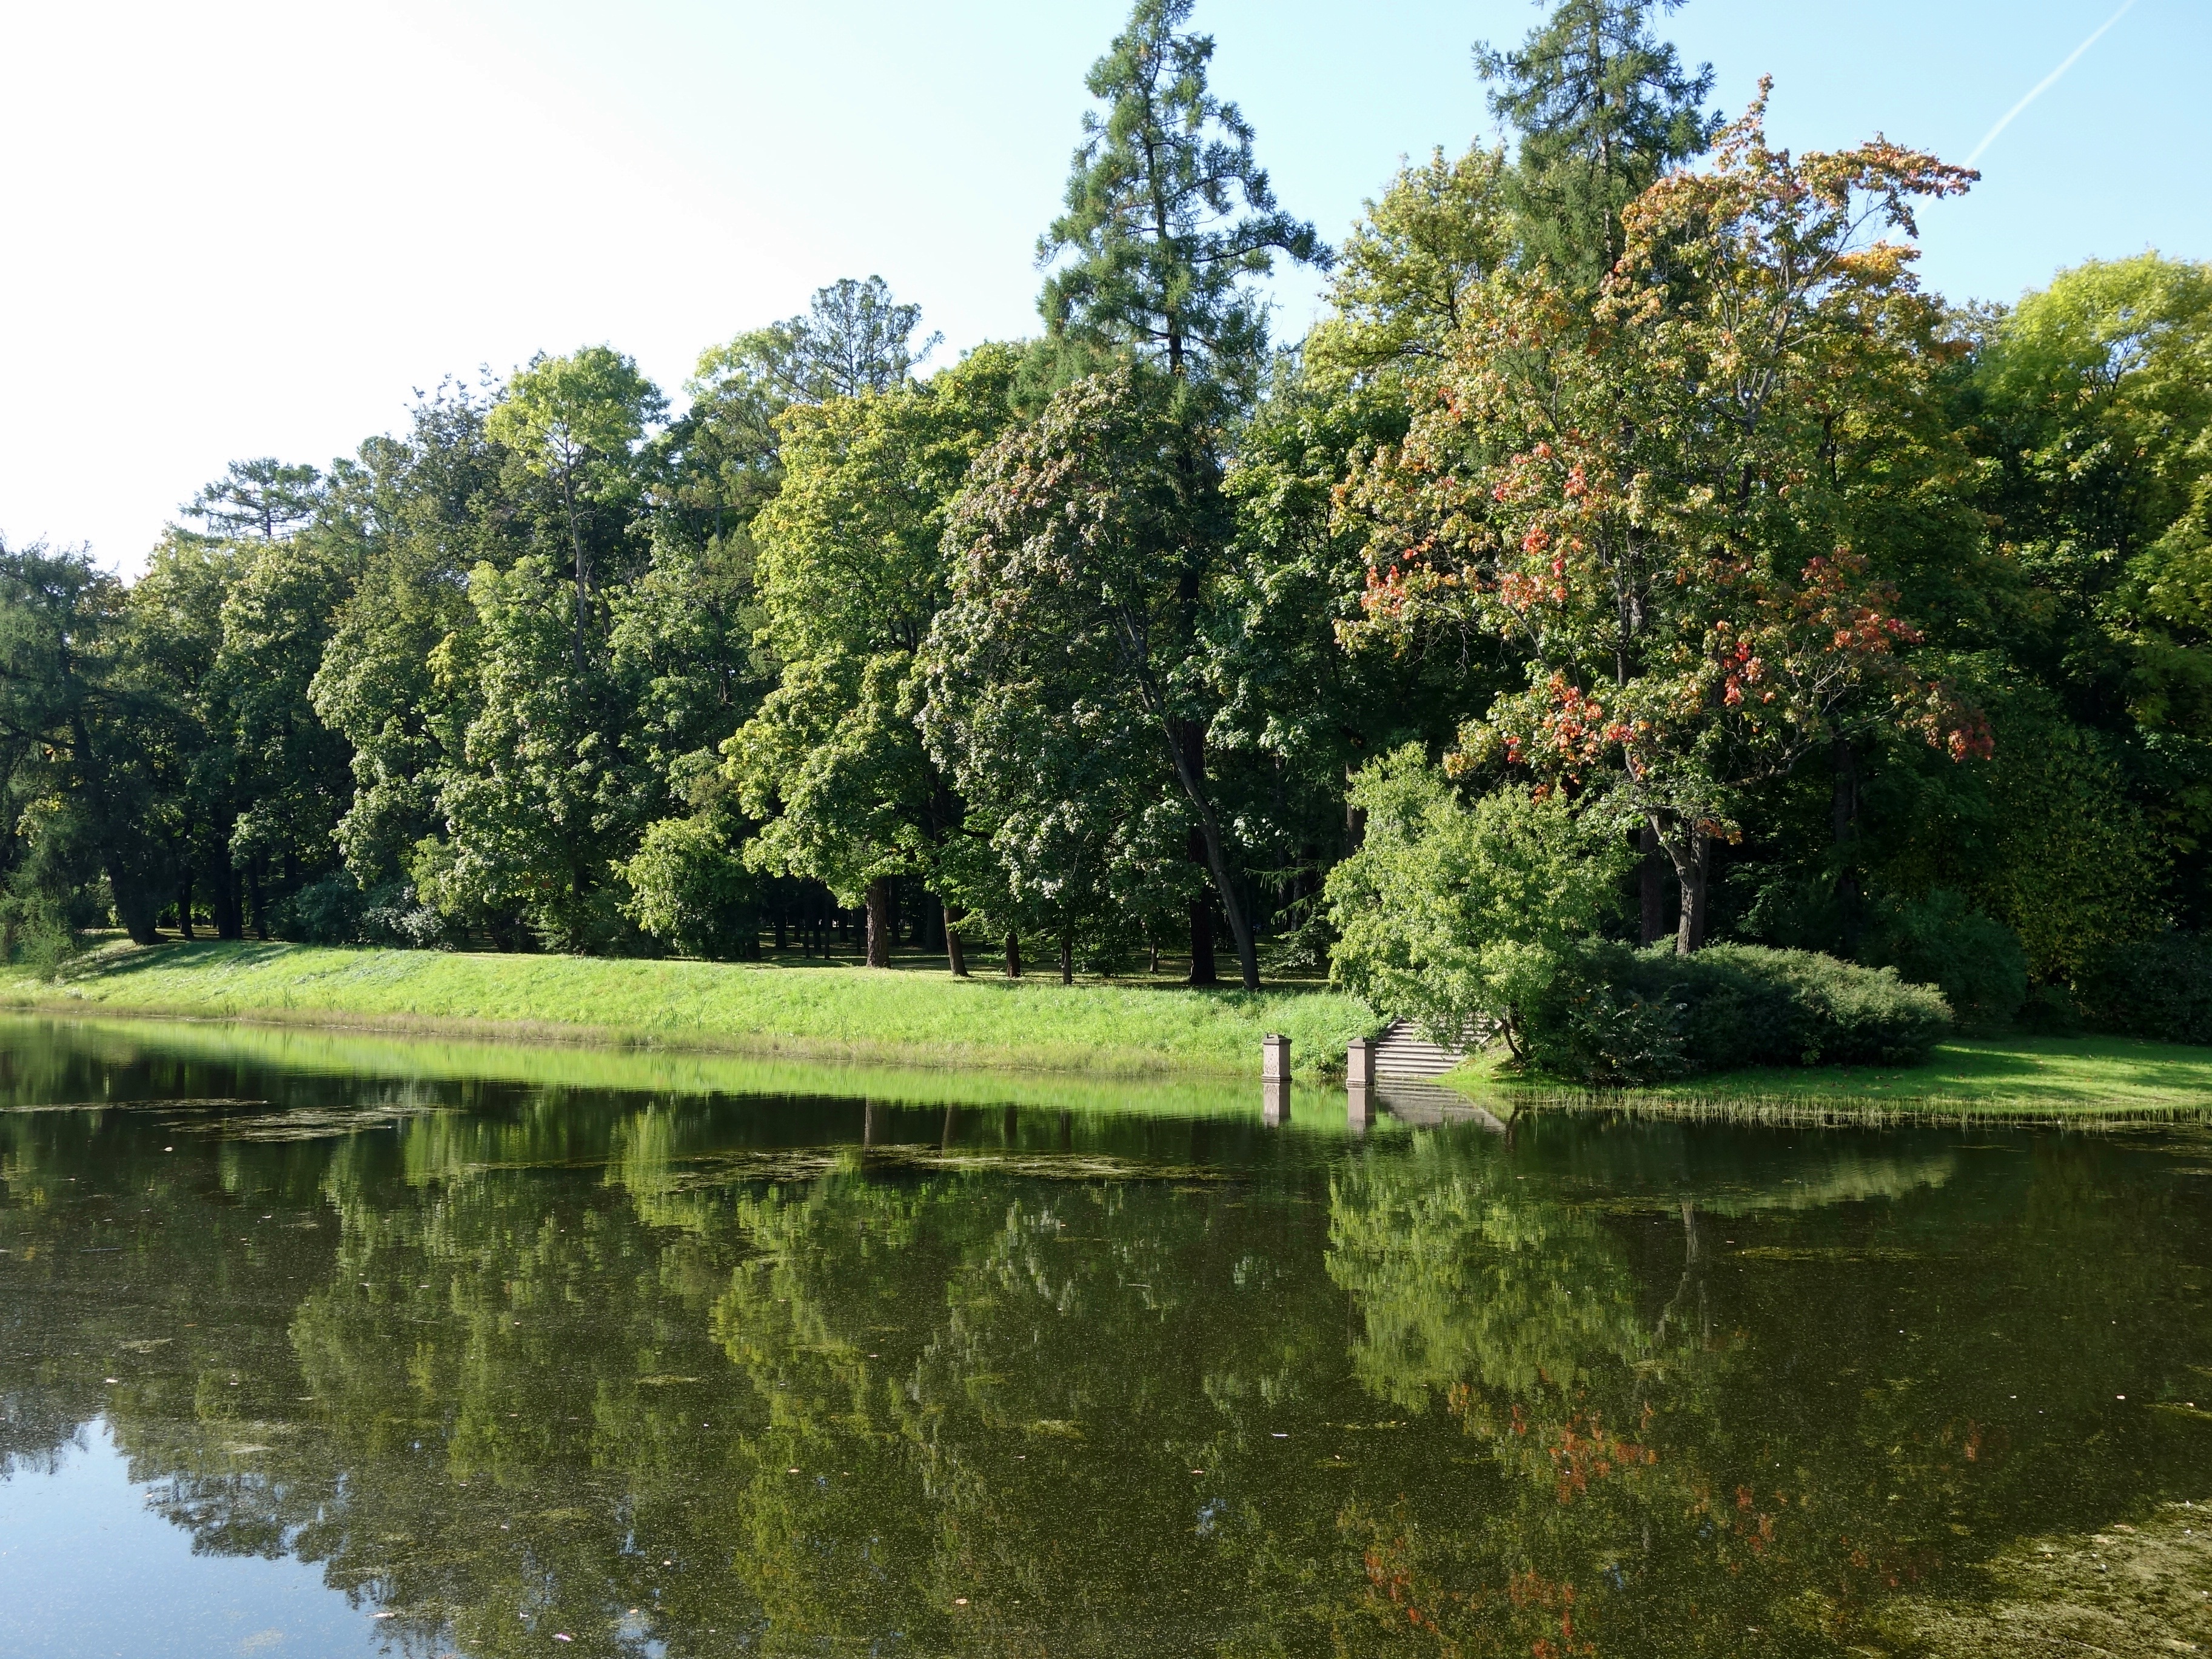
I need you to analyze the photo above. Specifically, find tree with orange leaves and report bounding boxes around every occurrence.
[1343,89,1989,952]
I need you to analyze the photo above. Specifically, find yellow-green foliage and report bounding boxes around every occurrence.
[13,941,1378,1081]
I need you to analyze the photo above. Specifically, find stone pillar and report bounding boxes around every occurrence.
[1346,1037,1375,1088]
[1262,1033,1291,1082]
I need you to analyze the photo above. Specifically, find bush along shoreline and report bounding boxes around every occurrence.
[1519,943,1950,1087]
[1321,749,2211,1097]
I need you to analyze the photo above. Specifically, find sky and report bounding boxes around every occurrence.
[2,0,2205,574]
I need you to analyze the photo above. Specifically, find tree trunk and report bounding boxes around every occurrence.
[1178,720,1219,985]
[1186,885,1218,987]
[1653,816,1711,956]
[1638,823,1667,947]
[249,858,268,942]
[864,878,893,968]
[107,861,161,947]
[941,898,969,977]
[1059,930,1074,985]
[1004,932,1022,979]
[213,868,243,941]
[1164,722,1259,988]
[1689,836,1714,951]
[176,871,195,942]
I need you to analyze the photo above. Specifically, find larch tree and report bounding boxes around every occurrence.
[184,457,324,543]
[1037,0,1326,395]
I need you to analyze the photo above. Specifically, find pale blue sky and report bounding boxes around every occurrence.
[2,0,2204,570]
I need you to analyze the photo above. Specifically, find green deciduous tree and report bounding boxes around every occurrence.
[731,346,1019,970]
[1305,143,1515,383]
[923,366,1265,988]
[484,346,665,672]
[0,540,171,945]
[312,385,512,900]
[423,552,660,951]
[1964,255,2212,799]
[1326,751,1625,1054]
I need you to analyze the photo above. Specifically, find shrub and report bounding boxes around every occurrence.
[2076,931,2212,1046]
[1520,961,1689,1085]
[276,874,367,945]
[1521,942,1952,1085]
[1862,889,2027,1031]
[618,815,762,962]
[1326,751,1626,1054]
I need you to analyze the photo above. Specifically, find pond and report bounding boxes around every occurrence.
[1,1016,2208,1657]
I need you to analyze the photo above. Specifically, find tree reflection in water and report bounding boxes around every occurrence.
[1,1024,2208,1656]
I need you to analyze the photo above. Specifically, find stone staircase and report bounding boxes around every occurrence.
[1372,1016,1470,1079]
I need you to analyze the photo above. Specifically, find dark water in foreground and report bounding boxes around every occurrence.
[1,1019,2208,1658]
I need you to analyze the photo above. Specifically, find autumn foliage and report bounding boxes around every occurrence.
[1344,92,1990,949]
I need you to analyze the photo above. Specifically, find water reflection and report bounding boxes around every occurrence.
[0,1017,2208,1657]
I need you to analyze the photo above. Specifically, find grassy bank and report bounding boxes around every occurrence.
[1447,1034,2212,1121]
[6,940,1376,1081]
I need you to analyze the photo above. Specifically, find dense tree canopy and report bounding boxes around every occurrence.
[3,0,2207,1042]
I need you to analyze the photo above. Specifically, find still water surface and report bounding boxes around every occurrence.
[1,1017,2208,1657]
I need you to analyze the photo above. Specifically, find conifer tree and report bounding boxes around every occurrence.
[1037,0,1327,400]
[1477,0,1720,285]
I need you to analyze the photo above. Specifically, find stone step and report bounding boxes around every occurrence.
[1372,1016,1470,1079]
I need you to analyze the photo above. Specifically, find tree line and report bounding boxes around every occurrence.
[4,0,2208,1016]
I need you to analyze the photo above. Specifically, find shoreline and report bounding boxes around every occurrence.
[1440,1037,2212,1125]
[4,939,1377,1084]
[11,941,2210,1124]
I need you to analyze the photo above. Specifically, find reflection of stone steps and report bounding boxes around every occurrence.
[1373,1017,1468,1079]
[1373,1077,1507,1135]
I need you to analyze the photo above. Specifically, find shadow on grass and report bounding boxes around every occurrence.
[50,939,1338,1001]
[58,940,304,983]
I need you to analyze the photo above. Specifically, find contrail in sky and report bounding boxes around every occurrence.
[1965,0,2139,166]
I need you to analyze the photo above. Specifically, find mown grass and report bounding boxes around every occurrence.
[1446,1034,2212,1122]
[5,940,1378,1081]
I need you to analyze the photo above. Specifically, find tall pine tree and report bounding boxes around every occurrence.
[1037,0,1327,401]
[1477,0,1719,286]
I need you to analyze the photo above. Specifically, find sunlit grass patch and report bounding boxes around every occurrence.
[8,940,1378,1082]
[1445,1035,2212,1122]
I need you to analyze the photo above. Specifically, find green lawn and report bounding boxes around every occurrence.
[7,940,1376,1081]
[1449,1034,2212,1120]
